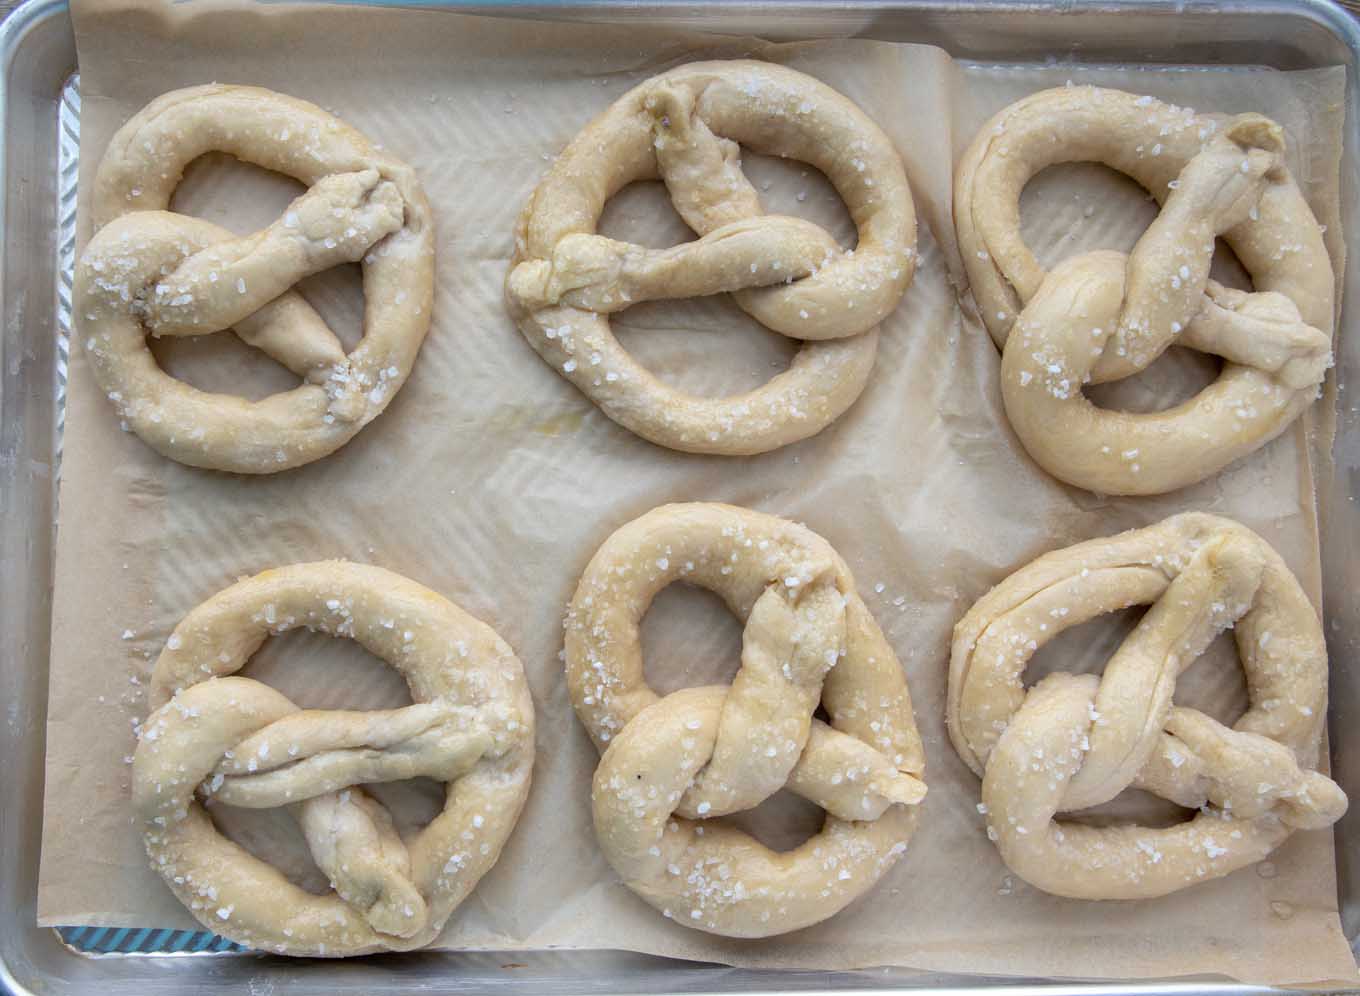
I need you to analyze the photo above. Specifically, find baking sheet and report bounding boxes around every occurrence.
[38,0,1355,985]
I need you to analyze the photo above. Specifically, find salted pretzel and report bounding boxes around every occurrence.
[566,503,925,936]
[132,562,534,956]
[507,61,917,455]
[76,85,434,473]
[955,87,1332,495]
[948,513,1346,900]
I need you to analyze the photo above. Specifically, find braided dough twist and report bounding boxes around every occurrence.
[132,562,534,956]
[76,85,434,473]
[955,87,1333,495]
[507,61,917,455]
[566,503,925,936]
[948,513,1346,900]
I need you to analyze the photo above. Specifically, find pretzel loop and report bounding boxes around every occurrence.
[76,85,435,473]
[210,699,499,808]
[132,562,534,957]
[948,513,1346,900]
[955,87,1333,495]
[507,61,917,455]
[567,503,925,937]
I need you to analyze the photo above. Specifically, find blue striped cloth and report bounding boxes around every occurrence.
[56,926,245,955]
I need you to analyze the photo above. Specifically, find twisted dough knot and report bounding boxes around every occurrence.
[948,514,1346,900]
[132,562,534,957]
[76,85,435,473]
[567,504,925,937]
[507,60,918,455]
[955,87,1334,495]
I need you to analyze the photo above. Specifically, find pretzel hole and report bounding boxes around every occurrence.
[241,627,412,711]
[1025,606,1247,724]
[745,153,855,250]
[154,153,365,397]
[1021,164,1254,415]
[597,180,691,250]
[1084,347,1222,415]
[1020,164,1156,265]
[640,583,744,694]
[600,154,851,397]
[722,787,826,852]
[209,797,333,895]
[1024,602,1142,688]
[1065,789,1189,829]
[366,778,446,836]
[1172,629,1248,727]
[149,332,296,400]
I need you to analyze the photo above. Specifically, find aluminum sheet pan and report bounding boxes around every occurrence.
[2,1,1358,993]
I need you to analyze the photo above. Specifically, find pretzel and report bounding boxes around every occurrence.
[948,513,1346,900]
[506,61,917,455]
[566,503,925,936]
[76,85,434,473]
[955,87,1333,495]
[131,562,534,956]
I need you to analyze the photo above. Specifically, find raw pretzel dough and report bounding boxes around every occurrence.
[132,562,534,956]
[948,513,1346,900]
[566,503,925,936]
[77,85,435,473]
[955,86,1332,495]
[507,61,917,455]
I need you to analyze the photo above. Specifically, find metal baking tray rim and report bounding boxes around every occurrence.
[4,0,1360,993]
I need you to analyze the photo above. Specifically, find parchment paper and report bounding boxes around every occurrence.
[40,0,1356,984]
